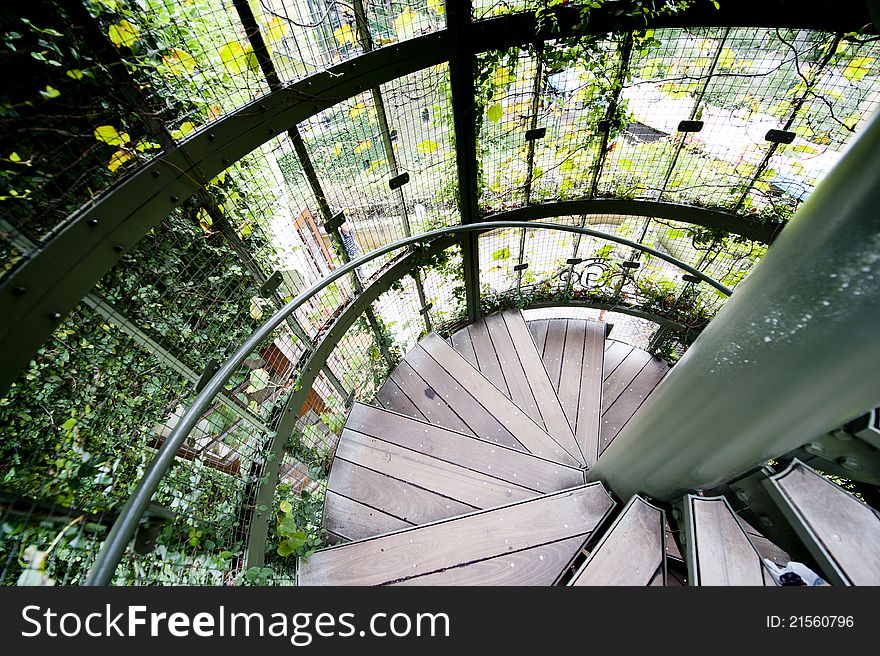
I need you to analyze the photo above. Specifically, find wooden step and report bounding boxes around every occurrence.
[449,310,582,465]
[409,333,581,466]
[764,459,880,585]
[569,495,666,586]
[682,495,777,586]
[298,483,615,586]
[529,318,606,466]
[325,404,586,541]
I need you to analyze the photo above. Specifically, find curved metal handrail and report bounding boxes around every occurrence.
[85,220,731,585]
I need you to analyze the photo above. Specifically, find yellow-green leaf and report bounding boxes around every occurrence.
[416,139,439,154]
[394,8,417,40]
[247,368,270,392]
[331,142,343,157]
[219,41,258,75]
[353,139,372,154]
[238,222,253,238]
[9,152,21,163]
[487,103,502,123]
[66,69,84,80]
[162,48,196,76]
[94,125,130,146]
[348,102,368,119]
[108,20,139,49]
[134,141,161,152]
[39,85,60,100]
[334,24,354,45]
[107,150,133,173]
[428,0,445,15]
[264,16,288,43]
[197,208,213,233]
[842,56,876,82]
[171,121,196,140]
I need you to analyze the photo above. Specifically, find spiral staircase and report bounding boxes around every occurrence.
[297,310,880,586]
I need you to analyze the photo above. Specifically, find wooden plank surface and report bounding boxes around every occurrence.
[687,496,774,586]
[556,320,586,423]
[570,496,665,586]
[467,320,509,395]
[528,318,549,355]
[385,359,472,434]
[403,344,524,450]
[575,321,605,466]
[328,458,475,526]
[347,403,584,492]
[336,430,537,508]
[599,356,668,455]
[449,327,478,369]
[601,348,652,414]
[392,535,587,586]
[541,318,568,389]
[374,376,427,420]
[500,311,581,463]
[299,484,615,586]
[323,491,413,542]
[767,460,880,585]
[419,334,580,466]
[483,312,542,424]
[603,341,633,380]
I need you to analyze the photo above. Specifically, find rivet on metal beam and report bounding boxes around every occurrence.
[765,129,796,144]
[12,287,25,296]
[48,312,61,321]
[513,263,529,272]
[389,172,410,190]
[113,244,125,253]
[839,456,861,471]
[677,120,704,133]
[682,274,701,283]
[208,133,216,141]
[735,488,750,503]
[88,218,99,227]
[170,195,179,203]
[195,359,221,394]
[151,170,161,178]
[804,442,825,456]
[222,158,230,166]
[758,514,774,528]
[525,127,546,141]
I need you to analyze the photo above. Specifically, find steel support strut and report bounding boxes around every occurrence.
[589,113,880,503]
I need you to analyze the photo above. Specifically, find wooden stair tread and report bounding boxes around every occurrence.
[347,403,584,492]
[569,495,665,586]
[299,484,615,586]
[529,318,606,467]
[392,535,587,586]
[323,491,414,542]
[450,310,583,466]
[765,459,880,585]
[684,495,776,586]
[418,333,580,466]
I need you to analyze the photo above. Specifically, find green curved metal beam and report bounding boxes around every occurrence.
[4,1,860,393]
[84,219,728,585]
[486,199,781,245]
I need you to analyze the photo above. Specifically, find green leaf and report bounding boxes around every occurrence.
[108,20,139,49]
[491,246,511,260]
[66,69,85,80]
[94,125,130,146]
[39,85,60,100]
[416,139,439,154]
[279,500,292,513]
[487,103,503,123]
[246,368,270,392]
[842,56,875,82]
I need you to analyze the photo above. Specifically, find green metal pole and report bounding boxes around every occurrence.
[589,112,880,503]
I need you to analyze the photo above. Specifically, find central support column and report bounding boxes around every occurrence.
[589,113,880,503]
